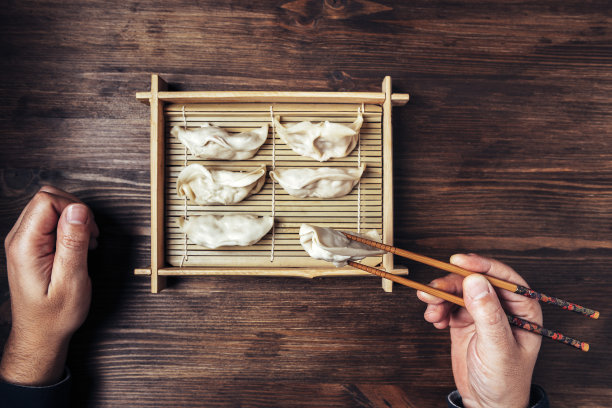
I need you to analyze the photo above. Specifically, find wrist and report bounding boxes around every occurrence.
[0,329,70,386]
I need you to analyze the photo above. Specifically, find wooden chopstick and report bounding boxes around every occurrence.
[342,232,600,320]
[347,261,590,351]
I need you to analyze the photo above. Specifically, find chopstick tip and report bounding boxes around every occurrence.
[581,342,590,352]
[592,311,600,319]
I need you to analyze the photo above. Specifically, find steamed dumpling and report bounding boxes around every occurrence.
[171,123,268,160]
[299,224,385,267]
[273,111,363,161]
[177,164,266,205]
[270,165,365,198]
[178,214,274,249]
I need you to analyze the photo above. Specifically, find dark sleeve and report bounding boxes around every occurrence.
[0,368,71,408]
[447,384,549,408]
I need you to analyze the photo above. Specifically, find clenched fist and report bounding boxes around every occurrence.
[1,186,99,386]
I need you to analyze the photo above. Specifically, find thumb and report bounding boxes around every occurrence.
[463,274,516,356]
[53,204,91,281]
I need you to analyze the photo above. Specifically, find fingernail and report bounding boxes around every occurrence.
[450,253,466,264]
[464,275,490,301]
[67,204,88,225]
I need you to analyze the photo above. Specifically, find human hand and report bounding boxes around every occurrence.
[1,186,99,386]
[417,254,542,408]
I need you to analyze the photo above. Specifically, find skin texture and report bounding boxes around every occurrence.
[417,254,542,408]
[0,186,99,386]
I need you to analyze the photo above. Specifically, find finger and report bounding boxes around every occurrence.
[17,190,98,241]
[451,253,542,325]
[7,191,74,267]
[463,274,517,358]
[5,191,47,246]
[449,306,474,329]
[8,189,77,244]
[51,204,93,287]
[39,185,82,203]
[7,187,78,240]
[424,303,457,325]
[40,186,99,239]
[416,274,464,304]
[450,253,529,288]
[433,317,450,329]
[424,304,443,322]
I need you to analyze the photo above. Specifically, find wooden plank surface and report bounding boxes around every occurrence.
[0,1,611,407]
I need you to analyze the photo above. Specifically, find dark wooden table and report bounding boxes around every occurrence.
[1,1,611,406]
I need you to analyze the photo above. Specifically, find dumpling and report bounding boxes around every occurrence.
[299,224,385,267]
[270,165,365,198]
[171,123,268,160]
[177,164,266,205]
[178,214,274,249]
[273,110,363,161]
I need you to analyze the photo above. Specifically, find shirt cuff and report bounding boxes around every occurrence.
[447,384,549,408]
[0,367,71,408]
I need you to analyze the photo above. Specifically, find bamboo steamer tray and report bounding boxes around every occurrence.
[134,75,409,293]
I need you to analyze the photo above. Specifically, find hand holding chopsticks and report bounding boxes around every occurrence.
[343,232,599,319]
[342,232,598,352]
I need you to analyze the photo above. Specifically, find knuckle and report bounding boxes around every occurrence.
[4,235,10,252]
[485,301,505,326]
[486,309,504,327]
[61,231,88,251]
[30,190,54,209]
[33,189,53,202]
[39,185,59,195]
[525,301,543,324]
[6,234,25,259]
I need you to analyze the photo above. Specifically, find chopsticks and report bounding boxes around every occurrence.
[347,260,590,351]
[341,232,598,352]
[342,232,599,320]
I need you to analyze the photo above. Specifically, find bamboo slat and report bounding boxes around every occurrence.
[136,91,409,106]
[381,76,394,292]
[150,74,167,293]
[134,266,409,279]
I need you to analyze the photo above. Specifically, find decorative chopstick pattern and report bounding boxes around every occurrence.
[347,261,590,352]
[342,232,600,320]
[514,285,599,319]
[507,316,589,352]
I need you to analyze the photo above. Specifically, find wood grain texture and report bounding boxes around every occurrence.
[0,0,611,407]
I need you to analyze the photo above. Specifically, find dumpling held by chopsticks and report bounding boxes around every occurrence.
[299,224,385,267]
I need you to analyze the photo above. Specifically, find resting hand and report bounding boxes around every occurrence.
[1,186,98,386]
[417,254,542,408]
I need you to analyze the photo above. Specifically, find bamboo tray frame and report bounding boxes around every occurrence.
[134,75,409,293]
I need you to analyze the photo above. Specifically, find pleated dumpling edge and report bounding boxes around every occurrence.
[171,123,268,160]
[270,164,365,199]
[178,214,274,249]
[177,164,266,205]
[273,109,363,162]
